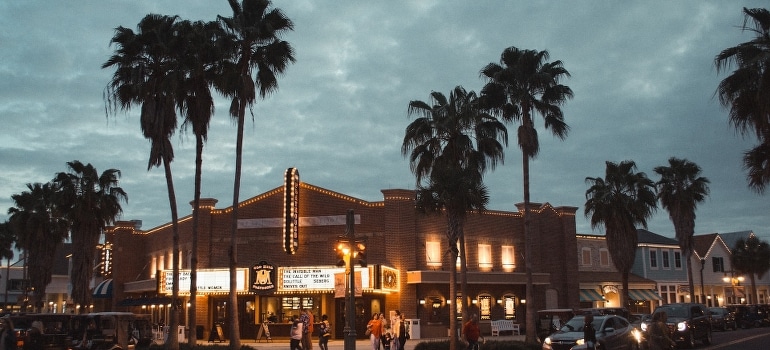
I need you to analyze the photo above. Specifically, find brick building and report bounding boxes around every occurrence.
[103,169,579,340]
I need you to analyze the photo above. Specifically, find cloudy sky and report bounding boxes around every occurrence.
[1,1,768,243]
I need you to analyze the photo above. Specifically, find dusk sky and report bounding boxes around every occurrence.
[1,1,768,243]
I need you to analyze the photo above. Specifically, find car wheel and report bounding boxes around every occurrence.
[703,328,712,345]
[685,331,696,348]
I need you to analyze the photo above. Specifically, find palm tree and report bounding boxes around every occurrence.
[7,182,69,311]
[53,161,126,310]
[216,1,294,346]
[654,157,710,302]
[103,14,183,350]
[715,7,770,193]
[176,19,222,345]
[731,236,770,304]
[0,221,16,310]
[402,86,506,350]
[479,46,572,341]
[585,160,657,307]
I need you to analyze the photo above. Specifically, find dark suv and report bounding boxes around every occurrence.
[647,303,712,348]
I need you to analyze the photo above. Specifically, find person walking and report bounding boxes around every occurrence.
[0,316,16,350]
[462,314,481,350]
[299,309,312,350]
[647,311,675,350]
[583,314,597,350]
[290,315,303,350]
[367,313,383,350]
[318,315,330,350]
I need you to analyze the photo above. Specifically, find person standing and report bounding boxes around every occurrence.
[390,311,402,350]
[462,314,481,350]
[397,313,407,350]
[290,315,303,350]
[306,310,315,350]
[318,315,330,350]
[647,311,675,350]
[299,309,311,350]
[367,313,382,350]
[583,314,596,350]
[0,317,15,350]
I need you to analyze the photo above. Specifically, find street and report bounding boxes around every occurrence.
[700,327,770,350]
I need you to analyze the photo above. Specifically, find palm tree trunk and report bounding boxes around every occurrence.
[460,231,468,323]
[522,152,535,342]
[621,272,629,309]
[686,253,696,302]
[447,214,461,350]
[163,157,180,350]
[189,135,204,345]
[228,102,246,350]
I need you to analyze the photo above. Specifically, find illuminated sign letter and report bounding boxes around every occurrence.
[284,168,300,254]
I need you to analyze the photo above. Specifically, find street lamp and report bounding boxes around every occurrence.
[722,271,745,304]
[336,209,366,350]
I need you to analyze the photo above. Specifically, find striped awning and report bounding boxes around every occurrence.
[92,279,113,298]
[628,289,661,301]
[580,289,605,302]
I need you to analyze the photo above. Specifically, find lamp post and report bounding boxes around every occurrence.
[336,210,366,350]
[722,271,745,304]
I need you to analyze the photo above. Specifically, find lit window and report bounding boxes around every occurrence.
[479,295,492,320]
[503,295,516,320]
[502,246,515,270]
[478,244,492,269]
[426,241,441,267]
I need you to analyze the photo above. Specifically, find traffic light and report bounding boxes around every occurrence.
[335,242,348,267]
[355,242,367,267]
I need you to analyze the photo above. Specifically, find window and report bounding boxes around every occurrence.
[650,250,658,268]
[478,295,492,320]
[581,248,592,266]
[659,285,676,304]
[662,251,670,269]
[478,244,492,269]
[426,241,441,267]
[502,246,515,270]
[712,257,724,273]
[599,249,610,267]
[502,295,516,320]
[674,251,682,269]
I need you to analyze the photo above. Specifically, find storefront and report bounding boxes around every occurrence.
[104,168,580,340]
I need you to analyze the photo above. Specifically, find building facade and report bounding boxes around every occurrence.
[101,171,580,340]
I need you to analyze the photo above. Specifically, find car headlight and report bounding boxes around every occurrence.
[677,321,687,332]
[632,329,642,343]
[544,337,552,345]
[575,338,585,345]
[640,322,648,332]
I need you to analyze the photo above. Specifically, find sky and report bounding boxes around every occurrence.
[1,1,769,243]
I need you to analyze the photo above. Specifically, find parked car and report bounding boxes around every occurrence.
[643,303,712,348]
[537,309,576,343]
[726,304,770,328]
[542,314,637,350]
[709,307,737,331]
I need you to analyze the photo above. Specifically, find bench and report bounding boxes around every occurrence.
[490,319,520,336]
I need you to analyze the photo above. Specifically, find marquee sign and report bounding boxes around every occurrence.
[277,266,371,292]
[158,268,249,294]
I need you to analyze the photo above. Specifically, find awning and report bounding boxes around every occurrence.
[580,289,605,302]
[628,289,661,301]
[92,279,113,298]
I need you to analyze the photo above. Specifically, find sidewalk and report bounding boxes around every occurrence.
[199,335,526,350]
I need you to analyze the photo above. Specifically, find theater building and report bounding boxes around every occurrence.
[103,169,580,339]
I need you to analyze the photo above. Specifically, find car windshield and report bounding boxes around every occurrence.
[560,316,603,332]
[659,306,688,318]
